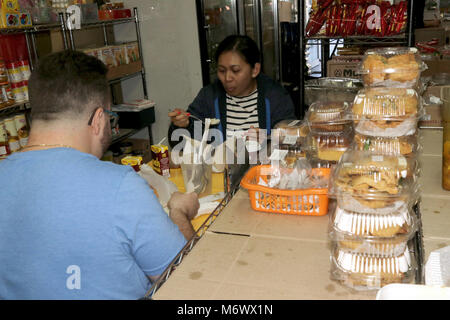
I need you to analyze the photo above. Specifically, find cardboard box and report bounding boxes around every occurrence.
[422,59,450,77]
[415,27,446,45]
[106,60,142,81]
[419,105,442,128]
[326,57,361,79]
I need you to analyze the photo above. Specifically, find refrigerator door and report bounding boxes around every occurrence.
[202,0,238,83]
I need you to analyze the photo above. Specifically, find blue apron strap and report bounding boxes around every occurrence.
[214,97,224,141]
[265,98,271,136]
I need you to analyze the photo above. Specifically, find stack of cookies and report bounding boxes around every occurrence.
[328,47,426,291]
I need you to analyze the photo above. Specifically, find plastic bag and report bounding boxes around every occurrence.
[138,164,178,208]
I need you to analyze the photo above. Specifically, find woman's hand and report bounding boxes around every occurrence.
[168,108,190,128]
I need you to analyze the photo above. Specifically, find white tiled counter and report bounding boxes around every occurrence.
[152,129,450,300]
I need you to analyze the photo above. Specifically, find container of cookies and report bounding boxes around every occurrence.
[350,132,421,159]
[306,126,353,163]
[331,150,420,214]
[358,47,426,88]
[330,243,417,290]
[351,87,423,137]
[328,204,418,256]
[304,101,353,133]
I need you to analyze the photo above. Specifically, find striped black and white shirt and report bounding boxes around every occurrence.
[226,90,259,131]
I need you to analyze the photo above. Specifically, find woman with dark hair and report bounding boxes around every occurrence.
[168,35,296,145]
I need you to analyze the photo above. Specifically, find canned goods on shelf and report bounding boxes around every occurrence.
[3,117,21,152]
[0,59,9,84]
[11,82,25,102]
[6,61,23,84]
[18,60,31,81]
[0,83,15,106]
[14,113,28,147]
[0,120,11,157]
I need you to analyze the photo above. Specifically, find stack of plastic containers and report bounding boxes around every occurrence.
[328,47,426,291]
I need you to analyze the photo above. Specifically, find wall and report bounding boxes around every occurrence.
[114,0,203,145]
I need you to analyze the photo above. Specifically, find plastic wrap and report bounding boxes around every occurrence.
[272,119,308,150]
[359,47,427,88]
[351,132,421,157]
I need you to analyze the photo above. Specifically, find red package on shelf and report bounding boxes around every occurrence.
[99,9,132,20]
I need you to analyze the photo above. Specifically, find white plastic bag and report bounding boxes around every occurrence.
[139,164,178,208]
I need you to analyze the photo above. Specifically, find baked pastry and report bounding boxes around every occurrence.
[309,129,352,162]
[360,47,423,86]
[362,54,387,84]
[332,247,413,289]
[387,54,420,82]
[332,151,416,210]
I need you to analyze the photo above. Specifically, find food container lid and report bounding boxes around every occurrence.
[328,205,418,253]
[350,132,422,156]
[331,150,419,200]
[351,88,423,120]
[305,101,352,128]
[358,47,427,75]
[330,244,416,290]
[272,119,308,146]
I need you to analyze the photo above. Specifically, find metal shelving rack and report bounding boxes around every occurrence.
[0,7,153,146]
[297,0,416,118]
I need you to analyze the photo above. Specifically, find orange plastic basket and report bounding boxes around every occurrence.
[240,165,331,216]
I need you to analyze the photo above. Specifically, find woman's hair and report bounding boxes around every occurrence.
[214,35,261,68]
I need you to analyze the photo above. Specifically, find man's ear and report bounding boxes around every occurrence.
[90,108,104,136]
[252,62,261,78]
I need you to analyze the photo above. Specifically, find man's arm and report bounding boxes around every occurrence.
[167,192,199,241]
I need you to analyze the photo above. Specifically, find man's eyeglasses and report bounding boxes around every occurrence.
[88,107,119,129]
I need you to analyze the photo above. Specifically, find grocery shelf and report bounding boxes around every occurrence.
[111,128,140,145]
[0,101,30,117]
[305,34,408,46]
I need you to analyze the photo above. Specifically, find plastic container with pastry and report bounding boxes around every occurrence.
[351,87,423,137]
[351,132,421,158]
[330,243,416,290]
[306,126,353,162]
[272,119,309,148]
[331,150,420,214]
[358,47,426,88]
[328,204,418,256]
[304,77,363,106]
[305,101,352,133]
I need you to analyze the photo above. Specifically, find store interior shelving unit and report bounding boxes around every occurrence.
[298,0,416,119]
[0,7,153,146]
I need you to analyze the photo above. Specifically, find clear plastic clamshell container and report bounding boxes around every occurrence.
[306,126,353,162]
[272,119,308,149]
[305,101,353,133]
[351,87,423,137]
[330,242,417,291]
[328,204,418,256]
[304,77,363,106]
[359,47,426,88]
[351,132,421,158]
[332,150,419,214]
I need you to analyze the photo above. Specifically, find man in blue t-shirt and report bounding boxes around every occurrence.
[0,50,199,300]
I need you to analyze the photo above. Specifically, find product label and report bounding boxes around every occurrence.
[282,135,298,145]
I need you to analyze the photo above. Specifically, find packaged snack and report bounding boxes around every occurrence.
[13,113,28,147]
[352,88,422,137]
[126,42,140,63]
[332,150,419,214]
[330,244,416,290]
[329,204,418,256]
[100,46,117,68]
[359,47,426,87]
[307,126,353,162]
[112,45,126,66]
[305,101,352,133]
[151,144,170,177]
[272,119,308,149]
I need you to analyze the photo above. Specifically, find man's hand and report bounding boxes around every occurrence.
[169,108,190,128]
[167,192,199,240]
